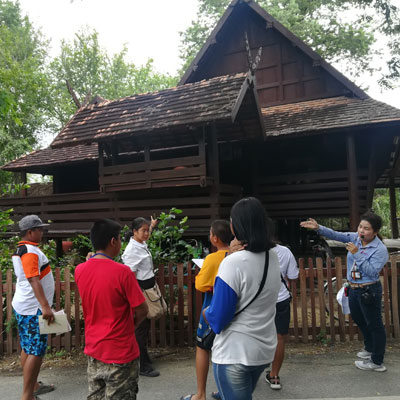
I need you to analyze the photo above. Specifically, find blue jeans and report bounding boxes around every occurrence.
[213,362,268,400]
[349,281,386,365]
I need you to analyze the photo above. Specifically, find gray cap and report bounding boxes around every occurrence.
[19,215,50,231]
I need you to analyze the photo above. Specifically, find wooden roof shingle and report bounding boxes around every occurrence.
[51,72,251,148]
[262,96,400,138]
[1,144,98,172]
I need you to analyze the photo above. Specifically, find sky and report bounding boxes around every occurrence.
[18,0,400,109]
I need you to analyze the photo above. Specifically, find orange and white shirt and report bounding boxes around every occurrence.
[12,241,54,315]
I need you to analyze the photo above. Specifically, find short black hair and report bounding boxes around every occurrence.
[230,197,274,252]
[90,219,121,251]
[20,227,42,238]
[360,210,383,232]
[211,220,233,245]
[131,217,150,231]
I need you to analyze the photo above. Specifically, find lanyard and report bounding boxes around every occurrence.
[90,252,113,260]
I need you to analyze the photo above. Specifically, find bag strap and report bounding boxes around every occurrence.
[281,275,292,299]
[234,251,269,317]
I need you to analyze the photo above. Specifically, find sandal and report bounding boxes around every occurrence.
[211,391,221,399]
[265,372,281,390]
[180,395,195,400]
[33,381,55,396]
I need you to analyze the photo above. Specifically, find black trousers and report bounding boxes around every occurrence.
[136,276,155,371]
[135,317,151,371]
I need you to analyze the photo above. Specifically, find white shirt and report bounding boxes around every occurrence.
[12,242,54,315]
[273,244,299,303]
[211,249,281,366]
[121,238,155,281]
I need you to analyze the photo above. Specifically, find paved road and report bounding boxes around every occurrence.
[2,346,400,400]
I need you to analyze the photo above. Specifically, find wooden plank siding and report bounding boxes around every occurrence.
[0,185,242,237]
[99,155,209,192]
[2,257,400,354]
[257,169,368,218]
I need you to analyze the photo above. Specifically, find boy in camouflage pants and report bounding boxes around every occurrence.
[75,219,148,399]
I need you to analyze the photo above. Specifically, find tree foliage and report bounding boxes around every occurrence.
[0,0,50,183]
[48,29,178,132]
[179,0,400,88]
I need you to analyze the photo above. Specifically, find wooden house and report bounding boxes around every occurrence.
[2,0,400,250]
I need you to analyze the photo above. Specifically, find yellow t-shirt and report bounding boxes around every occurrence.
[195,249,228,293]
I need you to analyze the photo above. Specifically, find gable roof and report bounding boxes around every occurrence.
[262,96,400,138]
[1,143,98,173]
[179,0,368,100]
[51,72,262,148]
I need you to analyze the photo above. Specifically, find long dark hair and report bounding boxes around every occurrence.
[230,197,274,252]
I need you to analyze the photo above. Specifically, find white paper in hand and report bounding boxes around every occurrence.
[192,259,204,269]
[336,287,350,315]
[39,310,71,335]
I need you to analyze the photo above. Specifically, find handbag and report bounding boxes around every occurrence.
[143,283,167,320]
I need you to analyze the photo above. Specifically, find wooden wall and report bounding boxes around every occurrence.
[186,4,351,107]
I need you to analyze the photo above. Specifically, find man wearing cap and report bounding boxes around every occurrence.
[12,215,56,400]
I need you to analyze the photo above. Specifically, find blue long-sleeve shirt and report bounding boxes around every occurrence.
[317,225,389,283]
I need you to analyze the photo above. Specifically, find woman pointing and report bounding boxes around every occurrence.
[300,211,389,372]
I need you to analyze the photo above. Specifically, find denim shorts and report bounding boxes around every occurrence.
[213,362,268,400]
[14,309,48,357]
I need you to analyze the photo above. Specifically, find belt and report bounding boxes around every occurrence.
[349,281,379,289]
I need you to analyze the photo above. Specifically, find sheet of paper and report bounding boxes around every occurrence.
[39,310,71,335]
[192,259,204,268]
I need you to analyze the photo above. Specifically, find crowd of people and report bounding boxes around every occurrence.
[10,198,389,400]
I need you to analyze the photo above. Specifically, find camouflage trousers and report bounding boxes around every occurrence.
[87,356,139,400]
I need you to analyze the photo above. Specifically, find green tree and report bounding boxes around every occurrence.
[179,0,400,88]
[47,29,179,132]
[0,0,51,183]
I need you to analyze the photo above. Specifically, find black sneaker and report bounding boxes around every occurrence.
[265,372,281,390]
[140,368,160,377]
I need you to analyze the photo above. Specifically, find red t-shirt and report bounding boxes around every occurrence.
[75,258,145,364]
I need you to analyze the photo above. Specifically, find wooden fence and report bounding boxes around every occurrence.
[1,256,400,355]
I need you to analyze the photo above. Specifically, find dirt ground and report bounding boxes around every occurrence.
[2,339,400,374]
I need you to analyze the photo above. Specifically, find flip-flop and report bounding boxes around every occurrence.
[180,395,195,400]
[33,381,55,396]
[211,392,221,400]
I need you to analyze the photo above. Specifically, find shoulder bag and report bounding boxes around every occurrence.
[143,282,167,320]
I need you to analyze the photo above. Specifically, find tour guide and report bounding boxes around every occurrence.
[300,211,389,372]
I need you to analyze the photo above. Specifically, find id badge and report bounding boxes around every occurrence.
[352,270,362,280]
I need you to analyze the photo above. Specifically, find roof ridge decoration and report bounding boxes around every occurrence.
[179,0,369,100]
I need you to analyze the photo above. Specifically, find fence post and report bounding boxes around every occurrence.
[316,258,326,339]
[64,266,71,351]
[158,266,167,347]
[0,270,3,356]
[299,258,308,343]
[390,256,400,338]
[383,264,391,337]
[6,269,13,355]
[187,261,194,346]
[335,258,346,342]
[74,282,81,349]
[291,270,299,342]
[307,258,316,342]
[177,263,184,347]
[55,268,61,350]
[326,258,336,343]
[168,263,175,346]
